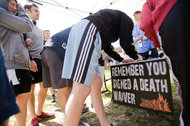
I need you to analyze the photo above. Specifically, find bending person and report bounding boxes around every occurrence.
[62,9,142,126]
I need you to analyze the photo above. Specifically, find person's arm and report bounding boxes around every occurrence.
[119,14,138,60]
[133,35,144,43]
[132,25,143,43]
[104,44,123,62]
[104,44,135,63]
[26,35,37,72]
[23,33,32,47]
[0,6,33,33]
[140,0,160,48]
[28,53,38,72]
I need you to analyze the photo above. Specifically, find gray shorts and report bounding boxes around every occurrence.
[41,47,72,89]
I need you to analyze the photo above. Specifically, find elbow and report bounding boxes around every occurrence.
[24,24,33,33]
[22,19,34,33]
[27,26,33,32]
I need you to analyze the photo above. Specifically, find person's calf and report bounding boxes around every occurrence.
[63,82,91,126]
[15,92,30,126]
[36,87,48,115]
[57,88,71,112]
[91,76,110,126]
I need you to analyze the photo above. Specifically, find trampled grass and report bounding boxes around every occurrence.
[9,68,181,126]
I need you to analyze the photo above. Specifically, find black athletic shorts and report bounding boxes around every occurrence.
[7,69,32,96]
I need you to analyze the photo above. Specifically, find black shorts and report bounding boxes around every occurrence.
[7,69,32,96]
[30,58,43,84]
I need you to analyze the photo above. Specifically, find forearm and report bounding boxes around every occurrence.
[133,37,138,43]
[123,44,138,60]
[104,47,123,62]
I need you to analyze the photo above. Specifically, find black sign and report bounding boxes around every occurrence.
[110,58,173,114]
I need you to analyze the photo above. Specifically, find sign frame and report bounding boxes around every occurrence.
[110,58,173,115]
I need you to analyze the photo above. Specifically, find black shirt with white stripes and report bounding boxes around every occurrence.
[85,9,138,62]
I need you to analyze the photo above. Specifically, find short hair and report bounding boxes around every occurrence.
[7,0,17,3]
[24,3,38,11]
[44,30,50,33]
[133,11,141,16]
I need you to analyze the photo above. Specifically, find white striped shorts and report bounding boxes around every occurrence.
[62,19,101,86]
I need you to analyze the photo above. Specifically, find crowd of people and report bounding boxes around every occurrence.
[0,0,189,126]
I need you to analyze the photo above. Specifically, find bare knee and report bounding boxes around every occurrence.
[72,82,91,98]
[39,82,48,92]
[16,92,30,104]
[58,87,72,97]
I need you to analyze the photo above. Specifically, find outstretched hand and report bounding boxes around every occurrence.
[136,55,143,61]
[121,55,143,64]
[122,58,135,63]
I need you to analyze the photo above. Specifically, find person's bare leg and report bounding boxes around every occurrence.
[63,82,91,126]
[91,76,110,126]
[57,87,72,112]
[15,92,30,126]
[28,84,36,118]
[36,82,48,115]
[49,88,54,95]
[0,119,9,126]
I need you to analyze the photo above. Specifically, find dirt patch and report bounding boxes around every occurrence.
[82,95,181,126]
